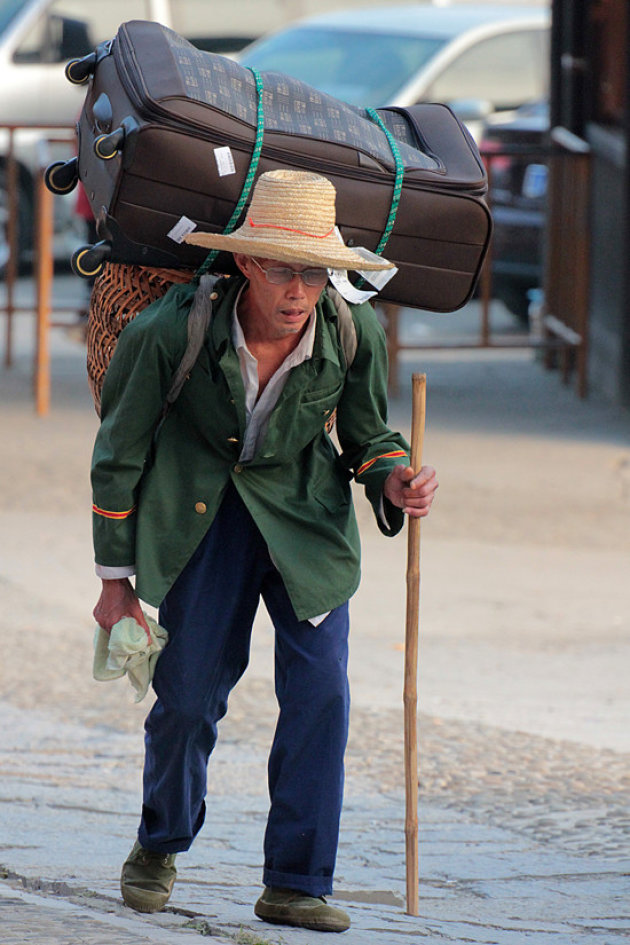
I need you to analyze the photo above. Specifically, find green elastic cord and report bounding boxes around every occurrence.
[365,107,404,256]
[196,68,265,278]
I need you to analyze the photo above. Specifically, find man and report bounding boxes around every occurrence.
[92,169,438,933]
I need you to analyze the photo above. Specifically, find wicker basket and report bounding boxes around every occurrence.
[87,263,194,416]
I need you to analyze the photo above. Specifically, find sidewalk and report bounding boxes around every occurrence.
[1,280,629,943]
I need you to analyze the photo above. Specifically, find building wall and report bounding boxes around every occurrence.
[586,125,628,403]
[551,0,630,405]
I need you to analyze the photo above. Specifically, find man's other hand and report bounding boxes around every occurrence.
[383,464,438,518]
[93,577,150,634]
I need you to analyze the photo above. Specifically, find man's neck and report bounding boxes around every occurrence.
[235,288,315,397]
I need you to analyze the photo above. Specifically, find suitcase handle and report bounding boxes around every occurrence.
[391,104,487,194]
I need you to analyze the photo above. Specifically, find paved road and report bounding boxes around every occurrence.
[1,278,629,943]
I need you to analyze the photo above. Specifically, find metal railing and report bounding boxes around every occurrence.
[541,127,591,398]
[1,123,78,413]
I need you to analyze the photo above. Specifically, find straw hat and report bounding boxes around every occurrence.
[183,169,393,271]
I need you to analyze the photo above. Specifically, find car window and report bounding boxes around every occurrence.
[13,0,151,63]
[240,27,446,107]
[0,0,26,36]
[426,29,548,111]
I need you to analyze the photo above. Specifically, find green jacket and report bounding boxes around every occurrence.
[91,276,410,620]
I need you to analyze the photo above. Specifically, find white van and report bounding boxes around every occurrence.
[0,0,421,269]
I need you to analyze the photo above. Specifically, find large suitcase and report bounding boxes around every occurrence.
[52,19,491,311]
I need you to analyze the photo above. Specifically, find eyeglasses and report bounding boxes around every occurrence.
[251,257,329,287]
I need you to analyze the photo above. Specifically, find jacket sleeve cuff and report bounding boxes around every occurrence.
[358,458,408,537]
[93,511,137,572]
[375,492,405,536]
[377,492,406,531]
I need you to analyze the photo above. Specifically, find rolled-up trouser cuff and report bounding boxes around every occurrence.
[262,867,333,898]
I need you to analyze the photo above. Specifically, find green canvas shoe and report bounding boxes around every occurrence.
[254,886,350,933]
[120,840,177,913]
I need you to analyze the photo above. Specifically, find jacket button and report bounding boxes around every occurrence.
[210,291,219,300]
[234,464,243,474]
[227,436,239,443]
[195,501,207,514]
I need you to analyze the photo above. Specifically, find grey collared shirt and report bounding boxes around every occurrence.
[232,291,317,463]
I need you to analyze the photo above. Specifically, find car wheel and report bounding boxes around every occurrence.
[493,280,533,325]
[0,164,34,278]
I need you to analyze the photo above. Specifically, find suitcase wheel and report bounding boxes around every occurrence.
[71,242,111,279]
[65,53,97,85]
[94,128,125,161]
[44,158,79,195]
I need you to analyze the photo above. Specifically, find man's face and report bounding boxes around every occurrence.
[234,254,326,341]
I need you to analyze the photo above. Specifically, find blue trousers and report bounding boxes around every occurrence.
[137,482,350,897]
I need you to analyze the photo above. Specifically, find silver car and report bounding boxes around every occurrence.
[239,4,550,127]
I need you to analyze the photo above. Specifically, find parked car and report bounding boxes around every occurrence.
[479,99,549,321]
[0,0,404,273]
[238,3,550,315]
[238,4,550,128]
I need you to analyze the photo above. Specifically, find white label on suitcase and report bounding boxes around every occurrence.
[328,231,398,302]
[355,247,398,291]
[328,269,378,303]
[214,146,236,177]
[168,216,197,243]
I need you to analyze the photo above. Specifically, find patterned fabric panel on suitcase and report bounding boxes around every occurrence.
[127,24,440,173]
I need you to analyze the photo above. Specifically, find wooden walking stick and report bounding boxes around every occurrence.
[404,372,426,916]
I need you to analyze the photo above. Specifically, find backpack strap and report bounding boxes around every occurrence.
[164,273,220,407]
[326,285,358,369]
[322,287,359,435]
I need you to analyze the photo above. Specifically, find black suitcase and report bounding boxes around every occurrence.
[49,19,491,311]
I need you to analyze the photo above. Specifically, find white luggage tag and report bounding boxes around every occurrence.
[167,216,197,243]
[328,231,398,303]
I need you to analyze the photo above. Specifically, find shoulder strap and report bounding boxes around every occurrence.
[165,273,220,406]
[326,285,358,370]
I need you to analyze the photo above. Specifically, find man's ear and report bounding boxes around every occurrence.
[233,254,251,278]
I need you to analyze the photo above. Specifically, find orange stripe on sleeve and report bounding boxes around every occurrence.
[356,450,407,477]
[92,503,136,520]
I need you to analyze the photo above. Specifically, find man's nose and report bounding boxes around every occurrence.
[286,273,307,294]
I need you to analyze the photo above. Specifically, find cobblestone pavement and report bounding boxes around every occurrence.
[1,287,630,943]
[1,683,630,944]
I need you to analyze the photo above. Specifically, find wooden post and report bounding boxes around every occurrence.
[479,157,493,347]
[5,129,18,368]
[404,372,426,916]
[384,302,401,397]
[34,168,54,416]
